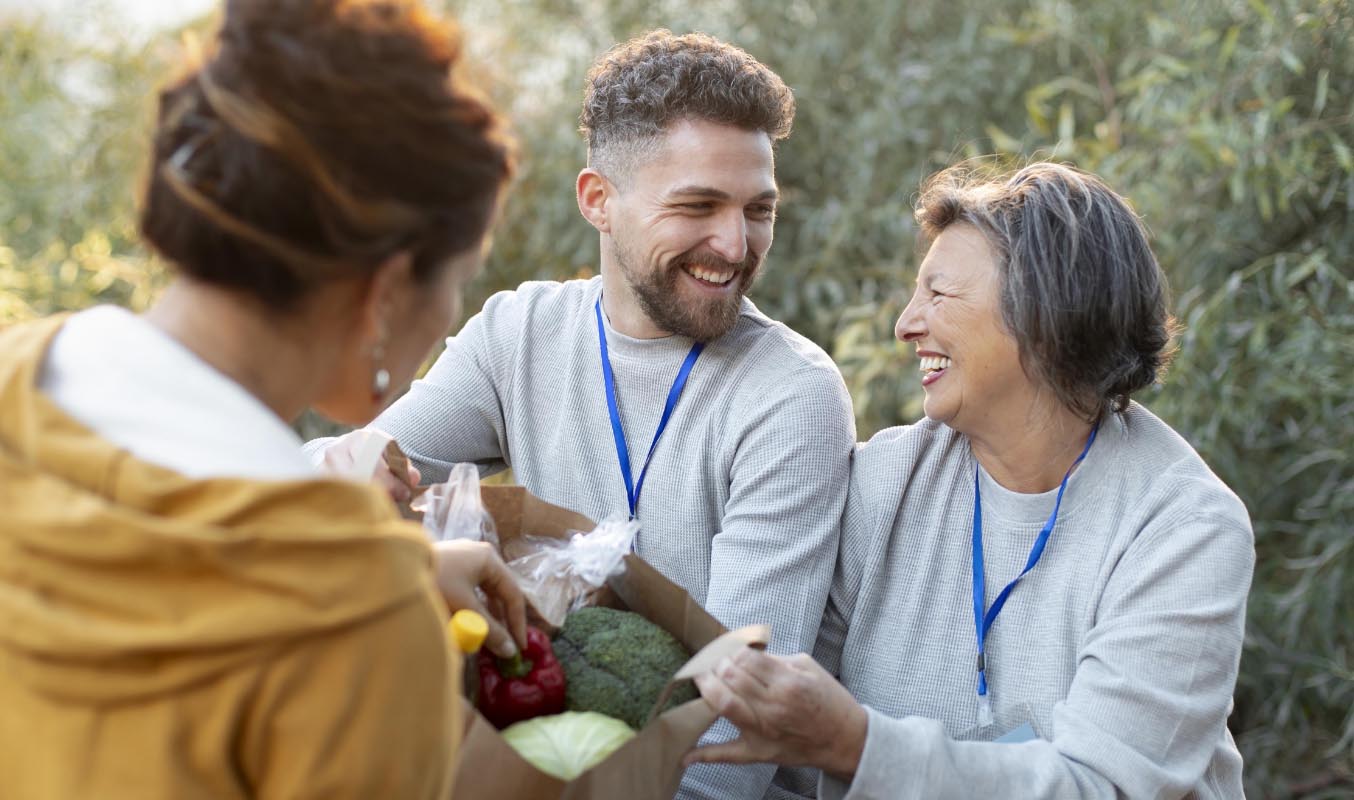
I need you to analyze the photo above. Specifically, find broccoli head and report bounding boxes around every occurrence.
[551,607,698,729]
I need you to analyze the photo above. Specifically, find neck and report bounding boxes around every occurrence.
[599,244,671,339]
[144,279,336,423]
[967,402,1096,494]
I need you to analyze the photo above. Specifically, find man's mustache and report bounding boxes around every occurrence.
[671,251,759,275]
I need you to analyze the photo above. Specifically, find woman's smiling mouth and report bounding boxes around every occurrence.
[920,354,951,386]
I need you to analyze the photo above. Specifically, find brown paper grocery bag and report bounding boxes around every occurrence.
[449,485,769,800]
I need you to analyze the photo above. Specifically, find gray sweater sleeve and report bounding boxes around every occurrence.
[679,365,856,800]
[820,502,1255,800]
[814,445,877,679]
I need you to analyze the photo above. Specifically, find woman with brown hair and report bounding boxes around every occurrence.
[0,1,521,796]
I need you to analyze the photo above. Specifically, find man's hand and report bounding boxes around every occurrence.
[685,648,868,782]
[318,430,422,503]
[432,539,527,659]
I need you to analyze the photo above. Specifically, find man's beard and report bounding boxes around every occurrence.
[614,243,761,342]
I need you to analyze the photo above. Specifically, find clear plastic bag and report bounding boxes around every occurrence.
[506,516,638,629]
[409,462,636,628]
[411,462,498,547]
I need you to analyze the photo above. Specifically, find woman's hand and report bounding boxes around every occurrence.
[685,648,869,782]
[318,430,421,504]
[432,539,527,659]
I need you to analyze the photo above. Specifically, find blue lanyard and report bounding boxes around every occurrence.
[594,298,703,518]
[971,424,1098,723]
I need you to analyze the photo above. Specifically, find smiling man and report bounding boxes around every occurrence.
[305,30,854,799]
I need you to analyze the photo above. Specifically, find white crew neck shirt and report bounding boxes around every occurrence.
[38,305,316,480]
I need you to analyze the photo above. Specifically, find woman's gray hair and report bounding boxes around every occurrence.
[915,161,1177,420]
[580,29,794,185]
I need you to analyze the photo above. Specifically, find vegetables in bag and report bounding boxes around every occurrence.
[500,711,636,780]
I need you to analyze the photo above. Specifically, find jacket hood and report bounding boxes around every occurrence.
[0,316,438,704]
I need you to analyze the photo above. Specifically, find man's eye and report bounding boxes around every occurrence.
[747,205,776,220]
[680,202,713,211]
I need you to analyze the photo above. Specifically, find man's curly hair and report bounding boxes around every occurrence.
[580,29,794,185]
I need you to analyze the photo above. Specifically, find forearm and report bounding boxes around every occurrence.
[820,607,1245,800]
[820,708,1119,800]
[367,372,507,483]
[678,491,845,800]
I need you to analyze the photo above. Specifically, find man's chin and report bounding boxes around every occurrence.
[633,271,745,340]
[679,292,743,339]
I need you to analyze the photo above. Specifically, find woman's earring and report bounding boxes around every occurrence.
[371,342,391,403]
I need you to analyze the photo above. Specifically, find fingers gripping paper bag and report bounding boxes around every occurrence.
[407,464,767,799]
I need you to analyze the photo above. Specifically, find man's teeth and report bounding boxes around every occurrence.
[686,266,734,285]
[919,356,952,372]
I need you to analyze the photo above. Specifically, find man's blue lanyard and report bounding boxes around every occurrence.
[971,424,1098,726]
[594,298,703,518]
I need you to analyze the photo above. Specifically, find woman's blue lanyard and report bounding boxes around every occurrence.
[971,424,1098,727]
[594,298,703,518]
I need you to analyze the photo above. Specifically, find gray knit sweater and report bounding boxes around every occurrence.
[771,403,1253,799]
[306,276,856,799]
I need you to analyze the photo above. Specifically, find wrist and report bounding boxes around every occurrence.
[825,700,868,782]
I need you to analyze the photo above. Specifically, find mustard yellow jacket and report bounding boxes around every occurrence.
[0,316,460,799]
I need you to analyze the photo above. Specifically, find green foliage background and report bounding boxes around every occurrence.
[2,0,1350,794]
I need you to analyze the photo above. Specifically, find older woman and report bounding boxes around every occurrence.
[0,1,523,797]
[689,163,1254,798]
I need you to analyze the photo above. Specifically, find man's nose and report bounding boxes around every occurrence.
[707,212,749,264]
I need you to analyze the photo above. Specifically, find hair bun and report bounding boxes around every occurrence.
[139,0,513,311]
[222,0,315,28]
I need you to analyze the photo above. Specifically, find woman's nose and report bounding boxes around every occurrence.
[895,293,926,342]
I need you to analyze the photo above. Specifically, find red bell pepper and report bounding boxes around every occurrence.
[475,626,566,729]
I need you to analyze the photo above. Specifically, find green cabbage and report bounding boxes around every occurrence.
[500,711,636,780]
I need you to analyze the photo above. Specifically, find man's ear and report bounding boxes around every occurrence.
[577,168,614,233]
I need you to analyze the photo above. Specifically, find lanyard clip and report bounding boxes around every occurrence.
[976,690,994,728]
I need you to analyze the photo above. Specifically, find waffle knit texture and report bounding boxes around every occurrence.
[306,276,857,799]
[770,403,1252,799]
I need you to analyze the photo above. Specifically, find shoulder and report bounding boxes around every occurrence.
[462,277,599,352]
[1090,404,1254,592]
[0,313,68,390]
[854,417,961,481]
[720,297,840,377]
[844,419,964,530]
[474,277,599,328]
[482,278,598,316]
[715,299,852,416]
[1105,403,1252,535]
[6,308,117,377]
